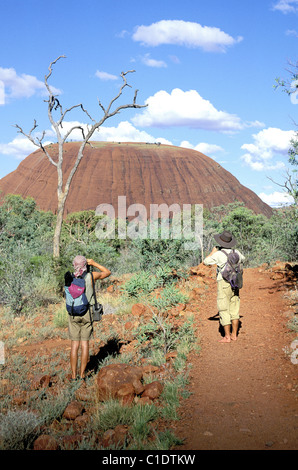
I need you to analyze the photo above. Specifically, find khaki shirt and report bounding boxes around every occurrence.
[203,248,245,281]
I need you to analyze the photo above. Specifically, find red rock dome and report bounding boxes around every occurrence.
[0,141,272,217]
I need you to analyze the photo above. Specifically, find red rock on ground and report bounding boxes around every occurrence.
[33,434,59,451]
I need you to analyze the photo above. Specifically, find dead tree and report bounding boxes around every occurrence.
[14,56,147,257]
[267,169,298,206]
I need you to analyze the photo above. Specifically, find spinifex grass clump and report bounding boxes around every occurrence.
[0,410,42,450]
[121,265,189,310]
[150,283,189,312]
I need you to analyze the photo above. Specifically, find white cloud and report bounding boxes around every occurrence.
[132,88,244,132]
[272,0,298,14]
[141,54,167,68]
[258,191,295,207]
[0,136,42,160]
[117,30,130,38]
[132,20,243,52]
[93,121,171,144]
[286,29,298,36]
[180,140,224,156]
[55,120,173,145]
[95,71,119,81]
[241,127,295,171]
[245,120,266,128]
[0,81,4,105]
[0,121,173,163]
[0,67,61,104]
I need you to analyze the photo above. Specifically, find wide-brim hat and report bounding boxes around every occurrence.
[214,230,236,248]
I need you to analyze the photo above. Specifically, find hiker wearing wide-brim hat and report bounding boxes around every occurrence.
[213,230,236,249]
[203,231,245,344]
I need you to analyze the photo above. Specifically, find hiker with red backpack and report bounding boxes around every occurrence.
[203,230,245,343]
[65,255,111,380]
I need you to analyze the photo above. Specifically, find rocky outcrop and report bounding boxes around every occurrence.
[95,363,164,405]
[0,142,273,217]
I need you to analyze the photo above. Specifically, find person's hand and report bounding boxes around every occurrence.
[87,258,94,266]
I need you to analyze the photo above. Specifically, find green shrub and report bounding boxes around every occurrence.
[92,399,135,432]
[0,248,59,315]
[121,271,157,298]
[134,236,193,271]
[121,265,188,303]
[135,314,195,358]
[150,283,189,312]
[0,410,42,450]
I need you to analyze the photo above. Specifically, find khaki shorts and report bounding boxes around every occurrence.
[217,279,240,326]
[68,310,93,341]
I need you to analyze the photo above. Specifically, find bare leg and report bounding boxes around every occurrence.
[70,340,80,379]
[80,341,89,378]
[230,319,239,341]
[219,325,231,343]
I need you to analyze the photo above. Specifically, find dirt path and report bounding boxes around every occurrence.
[173,266,298,450]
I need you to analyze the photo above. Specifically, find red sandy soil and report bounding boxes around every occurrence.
[172,266,297,451]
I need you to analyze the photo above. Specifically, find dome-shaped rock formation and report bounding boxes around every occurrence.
[0,142,272,217]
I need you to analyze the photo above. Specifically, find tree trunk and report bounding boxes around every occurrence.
[53,192,67,258]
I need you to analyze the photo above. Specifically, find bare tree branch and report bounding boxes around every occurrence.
[97,99,106,114]
[105,70,134,114]
[13,122,58,167]
[14,56,148,257]
[45,55,66,89]
[61,125,86,142]
[267,168,297,205]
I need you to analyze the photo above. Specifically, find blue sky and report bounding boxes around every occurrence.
[0,0,297,207]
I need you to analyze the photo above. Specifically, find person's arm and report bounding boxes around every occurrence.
[87,259,111,280]
[203,246,218,265]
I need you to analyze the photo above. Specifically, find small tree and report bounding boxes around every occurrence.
[274,60,298,206]
[14,56,147,257]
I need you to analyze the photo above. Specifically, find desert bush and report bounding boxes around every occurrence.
[0,410,42,450]
[120,265,188,302]
[150,283,189,312]
[133,236,194,271]
[92,399,159,449]
[135,314,195,358]
[31,263,60,306]
[0,247,60,315]
[92,399,135,432]
[113,245,142,275]
[219,204,298,265]
[32,388,74,426]
[0,246,35,315]
[0,194,54,253]
[120,270,158,299]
